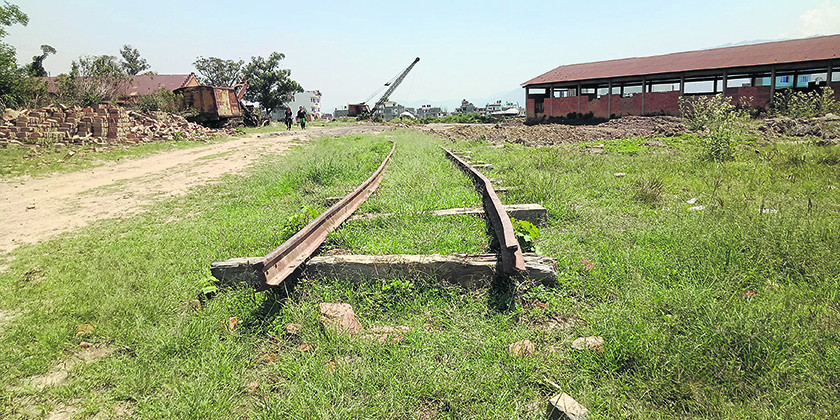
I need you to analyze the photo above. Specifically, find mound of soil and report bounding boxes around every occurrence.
[760,114,840,140]
[430,116,687,146]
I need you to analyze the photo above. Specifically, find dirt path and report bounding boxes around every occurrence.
[0,125,392,254]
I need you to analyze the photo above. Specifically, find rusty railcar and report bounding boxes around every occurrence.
[175,85,244,127]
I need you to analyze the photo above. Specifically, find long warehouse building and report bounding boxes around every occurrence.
[522,34,840,120]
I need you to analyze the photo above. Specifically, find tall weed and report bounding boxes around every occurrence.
[680,94,749,161]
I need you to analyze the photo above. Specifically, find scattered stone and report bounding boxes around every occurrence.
[547,393,590,420]
[686,197,698,204]
[758,208,778,214]
[688,205,705,211]
[508,339,536,357]
[319,303,362,335]
[613,172,626,177]
[285,323,302,335]
[571,336,604,352]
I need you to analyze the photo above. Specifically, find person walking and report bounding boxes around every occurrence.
[296,106,307,130]
[284,107,293,130]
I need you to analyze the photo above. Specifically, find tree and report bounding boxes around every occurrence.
[27,44,55,77]
[192,56,243,87]
[242,52,302,117]
[119,44,149,75]
[71,55,124,78]
[0,1,27,38]
[0,1,29,108]
[59,55,127,106]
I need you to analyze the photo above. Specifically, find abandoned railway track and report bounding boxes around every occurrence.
[212,141,548,290]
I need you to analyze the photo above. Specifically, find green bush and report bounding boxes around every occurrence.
[680,94,749,161]
[773,87,840,118]
[417,113,494,124]
[136,87,181,112]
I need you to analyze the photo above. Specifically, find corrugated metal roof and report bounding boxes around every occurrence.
[523,34,840,86]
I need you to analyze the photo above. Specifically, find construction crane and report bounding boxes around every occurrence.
[348,57,420,118]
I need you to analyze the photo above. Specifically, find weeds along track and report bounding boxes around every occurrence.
[213,137,534,290]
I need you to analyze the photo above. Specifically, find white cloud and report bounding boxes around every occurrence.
[800,1,840,36]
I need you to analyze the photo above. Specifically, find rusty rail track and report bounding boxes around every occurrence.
[251,141,396,291]
[443,148,525,275]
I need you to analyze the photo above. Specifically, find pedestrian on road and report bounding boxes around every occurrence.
[284,107,293,130]
[296,106,307,129]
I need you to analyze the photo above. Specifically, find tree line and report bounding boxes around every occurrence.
[0,2,301,116]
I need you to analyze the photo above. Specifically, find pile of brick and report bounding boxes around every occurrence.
[0,104,238,146]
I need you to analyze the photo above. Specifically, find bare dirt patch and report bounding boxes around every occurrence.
[0,125,392,254]
[425,116,687,146]
[26,344,116,390]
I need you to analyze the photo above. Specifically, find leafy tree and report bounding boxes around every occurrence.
[0,1,29,107]
[242,52,302,117]
[27,44,55,77]
[119,44,150,75]
[192,56,243,87]
[71,54,124,78]
[0,1,27,38]
[59,55,127,106]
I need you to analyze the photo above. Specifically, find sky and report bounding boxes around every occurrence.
[5,0,840,113]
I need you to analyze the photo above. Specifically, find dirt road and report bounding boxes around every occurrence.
[0,125,392,254]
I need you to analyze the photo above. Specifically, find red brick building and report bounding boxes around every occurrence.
[522,35,840,120]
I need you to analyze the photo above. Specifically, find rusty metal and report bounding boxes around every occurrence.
[443,148,525,275]
[252,141,396,291]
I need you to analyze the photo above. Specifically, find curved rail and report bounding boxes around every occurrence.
[442,148,525,275]
[253,141,396,290]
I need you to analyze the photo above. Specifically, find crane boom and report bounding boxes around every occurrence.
[369,57,420,116]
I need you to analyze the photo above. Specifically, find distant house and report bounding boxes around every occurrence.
[271,90,322,120]
[43,73,201,101]
[454,99,477,114]
[522,34,840,119]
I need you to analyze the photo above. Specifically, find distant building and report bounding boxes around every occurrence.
[378,101,405,121]
[415,104,446,119]
[271,90,321,120]
[454,99,477,114]
[43,73,201,102]
[334,107,349,118]
[522,34,840,119]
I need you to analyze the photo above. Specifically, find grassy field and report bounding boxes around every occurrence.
[0,126,838,418]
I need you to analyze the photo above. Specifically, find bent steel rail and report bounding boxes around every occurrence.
[442,147,525,275]
[252,141,396,290]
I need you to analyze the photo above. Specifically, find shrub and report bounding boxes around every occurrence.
[680,94,749,161]
[773,87,840,118]
[135,87,181,112]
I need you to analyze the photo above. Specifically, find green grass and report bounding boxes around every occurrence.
[457,134,840,418]
[0,137,228,179]
[1,128,839,418]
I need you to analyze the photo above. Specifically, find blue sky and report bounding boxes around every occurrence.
[6,0,840,112]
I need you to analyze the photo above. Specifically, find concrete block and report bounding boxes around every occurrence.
[349,204,547,226]
[547,393,590,420]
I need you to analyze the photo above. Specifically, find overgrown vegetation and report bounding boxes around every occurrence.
[680,94,750,161]
[773,86,840,118]
[1,127,839,418]
[135,87,181,112]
